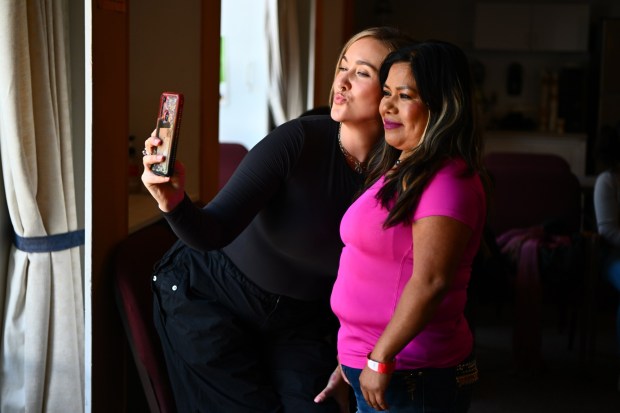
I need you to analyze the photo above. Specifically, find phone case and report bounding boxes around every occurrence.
[150,92,184,177]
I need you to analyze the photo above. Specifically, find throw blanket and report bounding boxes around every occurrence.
[497,227,571,374]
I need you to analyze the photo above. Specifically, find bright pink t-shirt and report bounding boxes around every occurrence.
[331,158,486,370]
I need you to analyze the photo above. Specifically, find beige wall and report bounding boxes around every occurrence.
[353,0,620,49]
[315,0,347,107]
[129,0,202,197]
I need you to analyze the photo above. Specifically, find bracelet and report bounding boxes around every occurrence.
[367,353,395,374]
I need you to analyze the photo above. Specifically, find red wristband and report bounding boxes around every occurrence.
[367,353,395,374]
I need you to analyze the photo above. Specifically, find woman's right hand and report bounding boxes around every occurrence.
[314,364,350,413]
[141,133,186,212]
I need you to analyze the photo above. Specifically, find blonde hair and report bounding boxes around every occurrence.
[328,27,414,106]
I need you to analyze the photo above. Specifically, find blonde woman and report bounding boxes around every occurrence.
[142,27,413,413]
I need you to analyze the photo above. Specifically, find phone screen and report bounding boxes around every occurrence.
[151,92,183,176]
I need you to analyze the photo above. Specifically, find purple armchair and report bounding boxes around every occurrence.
[484,152,582,236]
[483,151,599,372]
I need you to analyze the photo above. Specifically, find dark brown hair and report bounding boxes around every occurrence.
[367,40,489,228]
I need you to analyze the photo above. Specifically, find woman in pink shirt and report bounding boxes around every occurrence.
[330,40,488,412]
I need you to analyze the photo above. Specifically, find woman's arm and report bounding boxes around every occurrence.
[594,172,620,248]
[144,119,305,251]
[314,364,351,413]
[359,215,472,410]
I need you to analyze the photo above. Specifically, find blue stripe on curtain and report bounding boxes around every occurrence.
[14,230,85,252]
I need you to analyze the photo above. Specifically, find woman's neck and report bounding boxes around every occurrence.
[339,121,382,163]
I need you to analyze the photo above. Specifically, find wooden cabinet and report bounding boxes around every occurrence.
[474,3,590,52]
[484,131,587,177]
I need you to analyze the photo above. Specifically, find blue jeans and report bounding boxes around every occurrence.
[341,356,476,413]
[603,247,620,355]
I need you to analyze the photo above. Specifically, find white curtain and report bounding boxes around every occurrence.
[266,0,314,125]
[0,1,84,412]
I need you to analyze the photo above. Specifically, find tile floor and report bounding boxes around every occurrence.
[469,299,620,413]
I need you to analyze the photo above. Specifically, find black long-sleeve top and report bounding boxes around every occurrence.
[163,115,365,300]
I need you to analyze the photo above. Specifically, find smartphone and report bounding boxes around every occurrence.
[150,92,184,177]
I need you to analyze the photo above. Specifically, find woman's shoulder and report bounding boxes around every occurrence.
[267,115,336,141]
[436,157,469,176]
[595,169,620,191]
[297,114,338,134]
[248,115,337,163]
[430,158,484,195]
[597,169,620,182]
[294,115,340,151]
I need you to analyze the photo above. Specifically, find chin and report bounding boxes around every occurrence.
[383,133,398,146]
[330,109,344,122]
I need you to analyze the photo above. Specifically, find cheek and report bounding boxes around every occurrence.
[363,93,383,117]
[379,100,387,117]
[361,84,382,103]
[408,106,428,128]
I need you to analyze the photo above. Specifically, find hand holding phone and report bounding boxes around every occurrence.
[150,92,184,177]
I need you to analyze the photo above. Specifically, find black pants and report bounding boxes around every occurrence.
[152,241,340,413]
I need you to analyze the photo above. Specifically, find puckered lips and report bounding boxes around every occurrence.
[333,92,347,105]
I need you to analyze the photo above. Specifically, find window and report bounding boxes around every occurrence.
[219,0,269,150]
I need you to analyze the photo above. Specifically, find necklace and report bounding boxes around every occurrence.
[338,123,367,174]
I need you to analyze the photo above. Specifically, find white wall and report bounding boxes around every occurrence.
[129,0,201,196]
[219,0,269,150]
[0,132,7,333]
[353,0,620,129]
[129,0,269,179]
[70,1,85,236]
[68,1,87,410]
